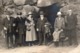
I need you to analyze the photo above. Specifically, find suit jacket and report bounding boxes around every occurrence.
[16,17,26,34]
[54,17,65,30]
[36,17,47,32]
[65,14,77,30]
[3,17,15,33]
[13,18,18,33]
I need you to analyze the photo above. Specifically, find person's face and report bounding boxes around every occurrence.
[58,15,61,17]
[22,12,27,17]
[28,14,32,20]
[12,13,17,18]
[29,14,32,17]
[23,14,26,17]
[40,14,44,18]
[14,15,17,18]
[17,15,20,18]
[55,28,58,31]
[68,10,72,15]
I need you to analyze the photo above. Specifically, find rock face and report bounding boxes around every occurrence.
[37,0,55,7]
[14,0,37,5]
[14,0,26,5]
[0,0,3,7]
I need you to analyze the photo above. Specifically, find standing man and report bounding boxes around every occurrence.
[12,13,18,47]
[21,12,27,46]
[3,14,16,48]
[36,11,47,45]
[16,12,26,46]
[65,10,78,45]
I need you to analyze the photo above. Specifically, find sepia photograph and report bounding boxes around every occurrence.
[0,0,80,53]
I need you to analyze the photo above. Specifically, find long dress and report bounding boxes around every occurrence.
[25,18,37,42]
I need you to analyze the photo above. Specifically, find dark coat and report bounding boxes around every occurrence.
[65,14,77,30]
[36,17,48,32]
[3,17,16,33]
[16,17,26,35]
[13,18,18,33]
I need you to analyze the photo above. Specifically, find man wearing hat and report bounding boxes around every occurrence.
[3,12,16,48]
[16,12,26,46]
[3,6,17,48]
[53,11,65,46]
[36,11,48,45]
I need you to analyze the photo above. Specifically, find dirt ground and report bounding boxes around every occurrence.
[0,30,80,53]
[0,45,77,53]
[0,35,77,53]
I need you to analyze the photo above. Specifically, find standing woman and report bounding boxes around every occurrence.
[25,12,37,46]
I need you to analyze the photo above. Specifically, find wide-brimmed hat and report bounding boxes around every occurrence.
[57,12,62,15]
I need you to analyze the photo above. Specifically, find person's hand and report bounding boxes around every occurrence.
[37,28,39,31]
[61,29,63,31]
[3,35,6,38]
[13,24,16,27]
[44,25,47,27]
[4,27,7,30]
[16,30,18,32]
[6,15,9,18]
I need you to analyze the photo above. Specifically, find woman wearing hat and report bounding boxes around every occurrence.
[25,11,37,46]
[53,11,65,46]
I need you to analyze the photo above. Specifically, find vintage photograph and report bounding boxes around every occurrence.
[0,0,80,53]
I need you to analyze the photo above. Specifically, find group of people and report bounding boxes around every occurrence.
[53,10,78,46]
[3,5,78,48]
[3,9,52,48]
